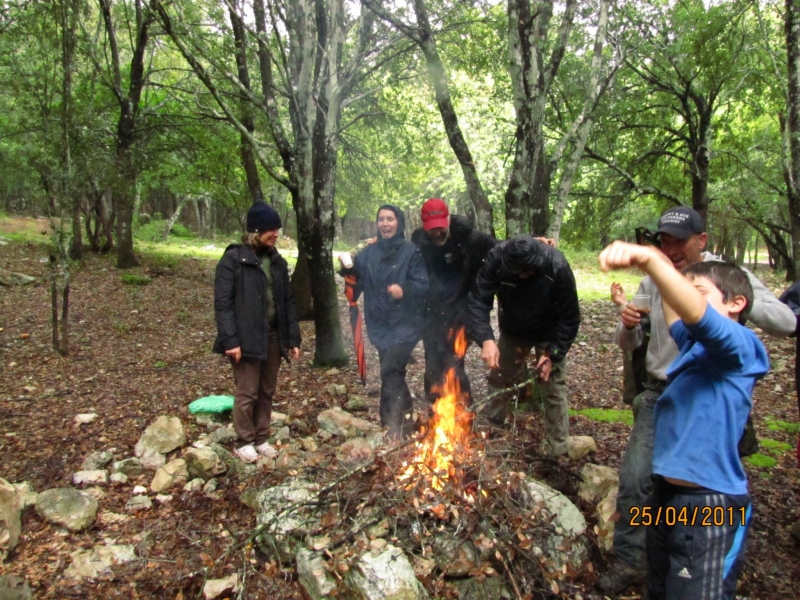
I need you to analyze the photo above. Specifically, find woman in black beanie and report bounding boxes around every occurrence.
[213,201,301,463]
[348,205,428,439]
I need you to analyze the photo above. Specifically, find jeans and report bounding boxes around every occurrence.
[231,330,281,448]
[482,332,570,456]
[613,384,663,569]
[378,340,418,438]
[421,315,471,405]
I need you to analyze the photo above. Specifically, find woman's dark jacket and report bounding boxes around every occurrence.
[213,243,301,360]
[467,235,580,362]
[352,205,429,353]
[410,214,496,322]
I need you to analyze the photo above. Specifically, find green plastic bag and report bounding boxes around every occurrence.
[189,395,234,414]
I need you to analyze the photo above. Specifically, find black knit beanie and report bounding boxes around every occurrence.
[246,201,282,233]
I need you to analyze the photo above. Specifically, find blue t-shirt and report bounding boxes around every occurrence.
[653,306,769,495]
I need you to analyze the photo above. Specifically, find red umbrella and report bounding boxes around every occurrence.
[344,272,367,385]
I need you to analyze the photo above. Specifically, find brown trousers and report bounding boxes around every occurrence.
[230,331,281,447]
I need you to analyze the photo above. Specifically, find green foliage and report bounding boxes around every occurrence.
[121,274,152,286]
[744,453,778,469]
[765,419,800,433]
[760,438,793,455]
[569,408,634,426]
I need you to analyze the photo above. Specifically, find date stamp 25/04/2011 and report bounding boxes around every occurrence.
[629,505,747,527]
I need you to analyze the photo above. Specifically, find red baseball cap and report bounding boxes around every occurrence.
[420,198,450,230]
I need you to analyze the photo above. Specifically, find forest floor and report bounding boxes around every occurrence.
[1,217,799,599]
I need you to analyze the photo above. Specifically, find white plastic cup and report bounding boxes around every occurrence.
[632,294,651,313]
[339,253,354,269]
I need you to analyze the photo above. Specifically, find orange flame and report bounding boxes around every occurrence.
[399,328,472,492]
[452,327,468,360]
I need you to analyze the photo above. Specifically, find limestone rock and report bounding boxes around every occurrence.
[35,488,98,532]
[112,458,143,478]
[317,408,380,438]
[300,437,318,452]
[453,577,509,600]
[272,426,291,442]
[81,451,113,471]
[345,544,429,600]
[135,416,186,458]
[132,485,148,495]
[272,411,288,423]
[521,478,588,582]
[327,383,347,397]
[138,448,166,470]
[596,486,619,552]
[110,473,128,484]
[207,426,236,445]
[124,495,152,513]
[74,413,98,425]
[184,448,226,481]
[336,438,375,467]
[209,443,256,481]
[83,487,106,500]
[150,459,189,492]
[11,482,37,509]
[72,470,109,486]
[0,479,21,559]
[155,494,173,505]
[184,478,205,492]
[345,396,369,411]
[567,435,597,461]
[297,548,337,599]
[64,544,136,580]
[203,574,238,600]
[0,271,35,286]
[202,479,218,494]
[431,532,479,577]
[578,464,618,505]
[98,512,131,526]
[256,480,321,561]
[0,575,31,600]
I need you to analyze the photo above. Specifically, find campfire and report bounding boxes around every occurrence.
[398,328,482,496]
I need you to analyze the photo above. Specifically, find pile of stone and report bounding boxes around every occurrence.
[0,400,620,598]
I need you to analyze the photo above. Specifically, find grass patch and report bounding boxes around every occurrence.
[569,407,634,426]
[744,453,777,469]
[760,438,792,455]
[122,274,152,286]
[561,249,642,302]
[765,419,800,434]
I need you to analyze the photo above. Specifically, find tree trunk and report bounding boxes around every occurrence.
[229,4,265,204]
[411,0,494,235]
[785,0,800,280]
[291,251,315,320]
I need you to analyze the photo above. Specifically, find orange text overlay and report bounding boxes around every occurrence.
[629,505,747,527]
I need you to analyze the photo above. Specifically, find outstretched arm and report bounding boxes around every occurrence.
[599,241,705,326]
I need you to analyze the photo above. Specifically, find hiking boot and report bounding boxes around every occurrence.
[234,444,259,464]
[255,441,278,458]
[597,559,646,594]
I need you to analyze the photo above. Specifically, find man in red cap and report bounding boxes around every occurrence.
[411,199,496,405]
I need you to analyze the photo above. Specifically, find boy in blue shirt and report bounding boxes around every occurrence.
[599,241,769,600]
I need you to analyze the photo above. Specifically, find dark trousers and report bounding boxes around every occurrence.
[230,331,281,448]
[614,383,663,569]
[378,340,417,437]
[482,332,570,456]
[421,316,471,405]
[646,477,751,600]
